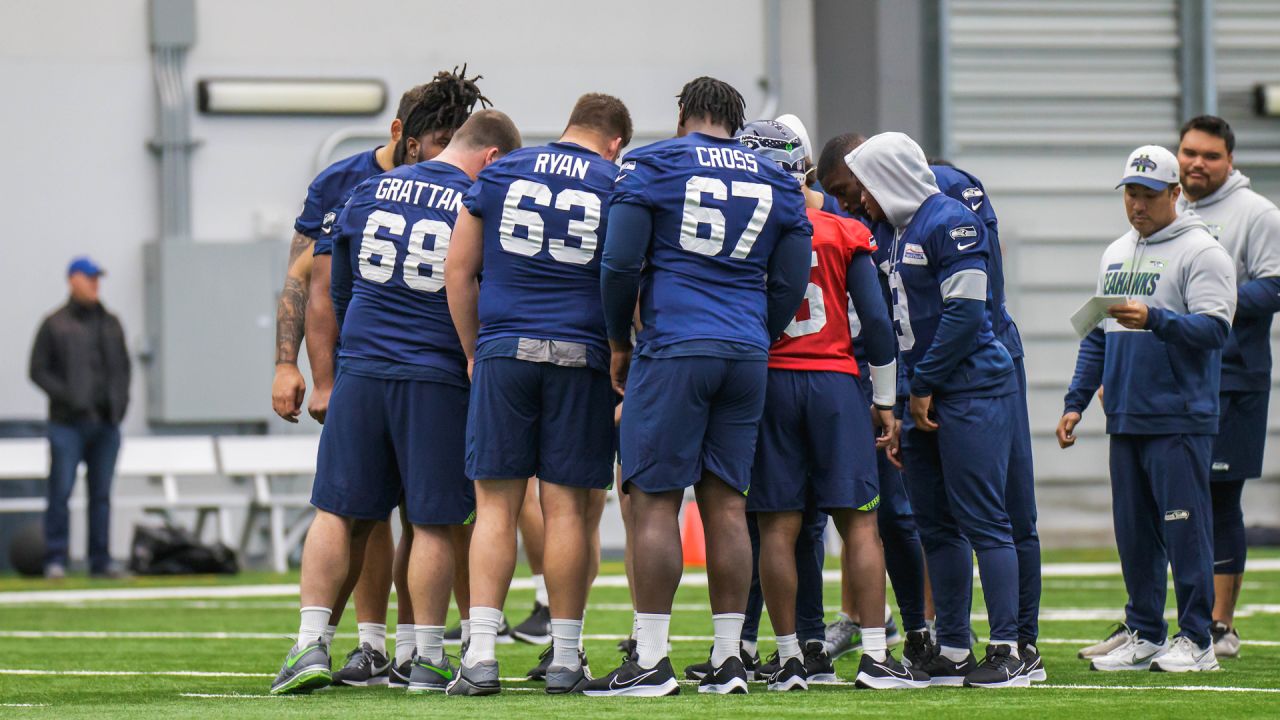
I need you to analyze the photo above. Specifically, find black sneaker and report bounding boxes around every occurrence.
[528,646,590,681]
[802,640,837,682]
[617,636,637,659]
[902,630,932,668]
[444,617,513,646]
[755,651,780,680]
[527,646,553,681]
[698,654,749,694]
[512,602,552,644]
[963,644,1028,688]
[765,656,807,692]
[854,650,930,689]
[389,654,414,689]
[1019,642,1046,682]
[918,647,977,686]
[332,643,391,687]
[583,657,680,697]
[683,643,759,680]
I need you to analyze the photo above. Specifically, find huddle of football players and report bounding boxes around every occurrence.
[266,64,1272,697]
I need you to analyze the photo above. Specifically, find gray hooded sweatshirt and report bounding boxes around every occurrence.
[1065,211,1237,435]
[1178,170,1280,391]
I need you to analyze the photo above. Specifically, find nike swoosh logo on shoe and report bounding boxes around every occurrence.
[873,662,911,679]
[371,661,391,675]
[285,647,315,669]
[419,663,453,680]
[610,668,659,689]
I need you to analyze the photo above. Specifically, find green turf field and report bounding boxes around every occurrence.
[1,548,1277,718]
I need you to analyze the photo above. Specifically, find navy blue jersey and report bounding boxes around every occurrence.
[463,142,617,368]
[888,193,1013,396]
[931,164,1022,358]
[301,149,384,256]
[612,133,811,353]
[331,160,471,385]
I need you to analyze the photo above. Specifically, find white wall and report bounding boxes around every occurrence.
[0,0,817,434]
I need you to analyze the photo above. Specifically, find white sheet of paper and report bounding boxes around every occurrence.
[1070,295,1130,338]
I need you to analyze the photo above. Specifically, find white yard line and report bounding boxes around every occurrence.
[1033,684,1280,694]
[0,668,271,677]
[3,559,1280,605]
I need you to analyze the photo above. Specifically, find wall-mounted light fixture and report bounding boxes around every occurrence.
[196,78,386,116]
[1255,84,1280,118]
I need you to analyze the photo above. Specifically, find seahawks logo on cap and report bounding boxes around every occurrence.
[1130,155,1158,173]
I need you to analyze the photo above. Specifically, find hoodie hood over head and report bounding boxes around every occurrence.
[844,132,939,228]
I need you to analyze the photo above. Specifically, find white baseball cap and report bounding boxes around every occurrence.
[1117,145,1179,191]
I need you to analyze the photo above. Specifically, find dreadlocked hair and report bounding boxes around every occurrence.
[394,65,491,165]
[677,76,746,135]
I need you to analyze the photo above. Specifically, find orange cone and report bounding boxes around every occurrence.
[680,501,707,567]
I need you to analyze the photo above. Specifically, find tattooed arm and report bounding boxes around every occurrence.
[271,231,314,422]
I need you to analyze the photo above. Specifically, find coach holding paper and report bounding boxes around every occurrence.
[1057,145,1235,673]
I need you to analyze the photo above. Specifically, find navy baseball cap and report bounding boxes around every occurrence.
[1117,145,1179,191]
[67,256,104,277]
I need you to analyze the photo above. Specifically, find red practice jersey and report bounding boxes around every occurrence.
[768,207,877,375]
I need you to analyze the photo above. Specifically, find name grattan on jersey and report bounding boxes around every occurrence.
[299,148,384,255]
[463,141,618,368]
[332,160,471,385]
[770,207,877,375]
[611,132,812,353]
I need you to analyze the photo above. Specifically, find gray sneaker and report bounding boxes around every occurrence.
[270,641,332,695]
[44,563,66,580]
[445,658,500,696]
[407,654,455,693]
[1211,622,1241,659]
[1079,623,1132,659]
[332,643,391,687]
[824,617,861,659]
[545,661,591,694]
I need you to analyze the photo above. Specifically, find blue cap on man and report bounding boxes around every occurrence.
[67,256,105,278]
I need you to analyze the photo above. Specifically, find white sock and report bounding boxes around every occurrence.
[926,618,936,641]
[415,625,445,663]
[940,645,970,663]
[741,639,758,657]
[357,622,386,652]
[631,614,640,641]
[533,574,549,606]
[862,627,887,662]
[395,624,416,665]
[460,619,472,645]
[992,640,1020,659]
[464,607,503,666]
[551,618,583,670]
[298,607,332,647]
[323,624,338,646]
[634,612,671,669]
[776,633,801,663]
[711,613,745,666]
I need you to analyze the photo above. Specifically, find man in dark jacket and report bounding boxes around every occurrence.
[29,256,131,578]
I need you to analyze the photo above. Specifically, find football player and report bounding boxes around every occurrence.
[274,70,489,688]
[444,93,633,695]
[269,109,520,695]
[586,77,812,697]
[847,132,1026,688]
[735,119,928,691]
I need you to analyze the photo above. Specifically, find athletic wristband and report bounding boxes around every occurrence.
[869,360,897,409]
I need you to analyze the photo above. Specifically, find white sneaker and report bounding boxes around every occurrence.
[1211,622,1240,659]
[1150,636,1220,673]
[1078,622,1131,659]
[1088,632,1165,671]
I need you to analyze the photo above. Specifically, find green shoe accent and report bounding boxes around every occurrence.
[271,667,331,695]
[417,659,454,681]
